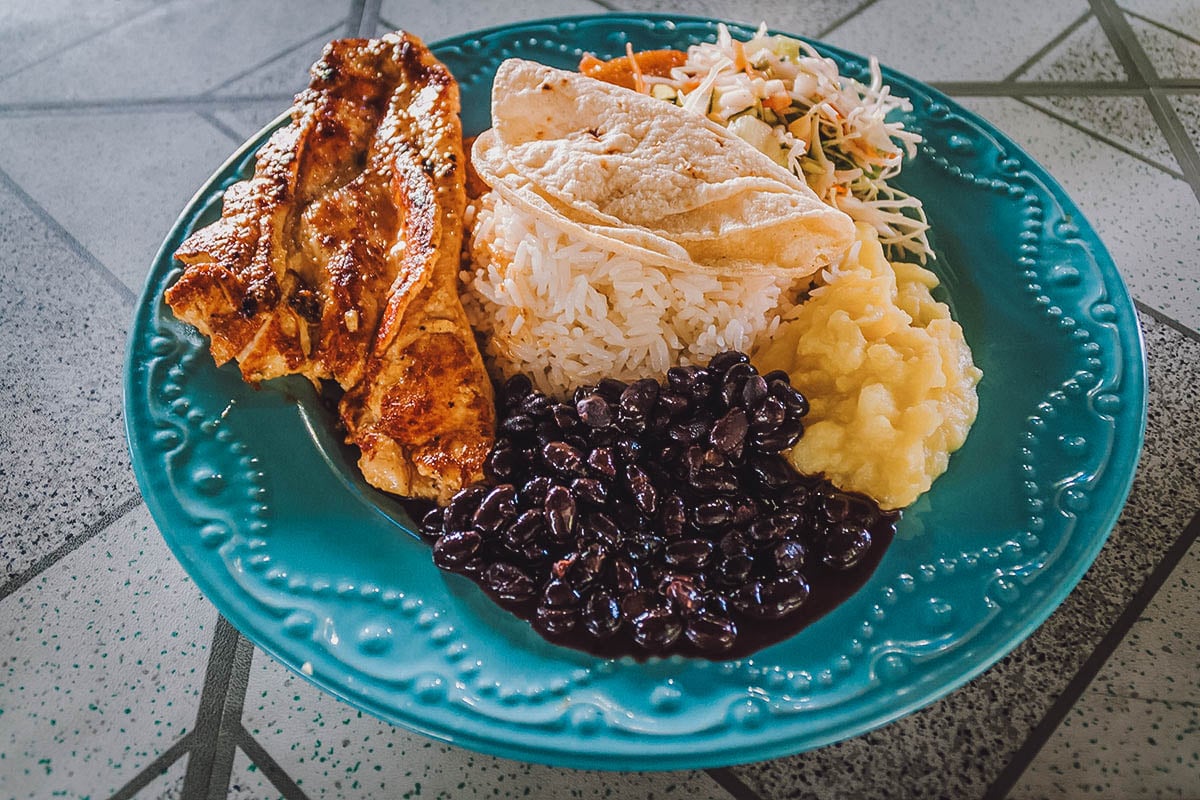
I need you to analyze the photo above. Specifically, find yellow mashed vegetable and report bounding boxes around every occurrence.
[755,224,982,509]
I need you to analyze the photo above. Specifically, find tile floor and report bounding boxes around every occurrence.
[0,1,1197,798]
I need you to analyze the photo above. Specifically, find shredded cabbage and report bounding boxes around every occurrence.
[638,24,932,263]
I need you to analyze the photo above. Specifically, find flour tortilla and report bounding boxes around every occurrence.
[471,58,855,276]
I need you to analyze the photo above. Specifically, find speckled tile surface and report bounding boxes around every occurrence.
[1013,562,1200,799]
[0,504,215,800]
[1016,17,1129,82]
[0,0,346,104]
[1169,93,1200,146]
[241,649,732,800]
[1130,17,1200,79]
[131,753,188,800]
[0,0,159,76]
[227,748,280,799]
[1023,95,1180,171]
[1123,0,1200,40]
[0,112,240,293]
[730,314,1200,798]
[0,182,136,586]
[822,0,1088,81]
[955,96,1200,334]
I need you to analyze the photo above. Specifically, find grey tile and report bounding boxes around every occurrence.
[956,96,1200,333]
[211,104,292,143]
[0,0,158,76]
[0,111,238,294]
[822,0,1088,81]
[242,648,731,799]
[130,752,188,799]
[1130,17,1200,80]
[1123,0,1200,42]
[1024,95,1179,172]
[0,0,346,104]
[1018,17,1129,82]
[731,314,1200,799]
[1011,695,1200,798]
[379,0,609,42]
[211,28,338,99]
[599,0,870,36]
[228,747,281,799]
[0,504,217,800]
[0,182,136,586]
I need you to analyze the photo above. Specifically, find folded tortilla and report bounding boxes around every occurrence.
[471,58,855,276]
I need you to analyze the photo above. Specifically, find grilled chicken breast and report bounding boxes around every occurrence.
[165,32,494,502]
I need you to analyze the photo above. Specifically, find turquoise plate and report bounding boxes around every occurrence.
[125,14,1147,770]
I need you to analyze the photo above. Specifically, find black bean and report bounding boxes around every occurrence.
[692,499,733,529]
[419,506,445,538]
[505,509,545,548]
[576,393,613,428]
[472,484,517,533]
[686,612,738,653]
[581,511,621,548]
[716,553,753,587]
[617,379,659,432]
[485,438,518,480]
[762,369,791,387]
[625,464,657,515]
[594,377,625,401]
[631,608,683,652]
[710,408,748,456]
[707,350,749,373]
[665,538,716,571]
[544,485,577,541]
[501,374,533,407]
[614,437,643,464]
[690,467,738,494]
[519,476,554,508]
[747,453,795,489]
[659,573,702,613]
[822,523,873,570]
[542,578,581,609]
[586,446,617,478]
[500,413,536,435]
[656,391,690,418]
[772,539,807,574]
[732,575,810,619]
[622,532,664,563]
[750,395,787,432]
[520,391,552,418]
[542,441,587,476]
[484,563,536,604]
[551,402,578,430]
[747,512,801,545]
[821,492,852,522]
[534,604,577,636]
[741,375,769,408]
[433,530,481,570]
[572,476,608,506]
[666,365,705,393]
[582,591,622,639]
[611,557,640,593]
[659,493,687,539]
[444,486,487,530]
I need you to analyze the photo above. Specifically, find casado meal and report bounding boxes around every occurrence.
[164,27,981,659]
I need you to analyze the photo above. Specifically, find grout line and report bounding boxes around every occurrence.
[931,81,1149,96]
[1017,96,1186,179]
[202,24,342,98]
[108,733,195,800]
[705,767,768,800]
[1134,299,1200,343]
[0,165,137,306]
[197,109,251,145]
[181,616,243,800]
[1003,10,1095,83]
[0,495,143,602]
[344,0,367,38]
[817,0,882,39]
[377,14,400,33]
[1121,7,1200,50]
[205,634,256,800]
[1090,0,1200,205]
[357,0,383,37]
[236,725,313,800]
[983,509,1200,800]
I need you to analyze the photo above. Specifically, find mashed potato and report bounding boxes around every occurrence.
[755,224,982,509]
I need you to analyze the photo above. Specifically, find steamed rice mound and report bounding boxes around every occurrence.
[755,224,982,509]
[463,192,797,395]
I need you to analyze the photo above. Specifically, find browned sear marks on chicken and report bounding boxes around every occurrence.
[165,32,494,503]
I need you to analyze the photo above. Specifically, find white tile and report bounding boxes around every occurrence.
[1170,94,1200,152]
[1018,17,1128,82]
[1011,695,1200,798]
[1024,95,1179,171]
[823,0,1088,81]
[0,505,217,800]
[1130,17,1200,79]
[1123,0,1200,40]
[0,0,346,103]
[956,96,1200,331]
[242,649,731,800]
[0,111,238,294]
[600,0,869,37]
[379,0,608,42]
[131,751,188,799]
[0,0,158,76]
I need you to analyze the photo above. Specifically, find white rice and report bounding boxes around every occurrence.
[461,192,797,397]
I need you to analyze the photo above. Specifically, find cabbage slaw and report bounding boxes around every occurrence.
[631,24,932,263]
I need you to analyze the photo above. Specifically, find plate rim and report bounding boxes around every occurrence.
[124,11,1148,770]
